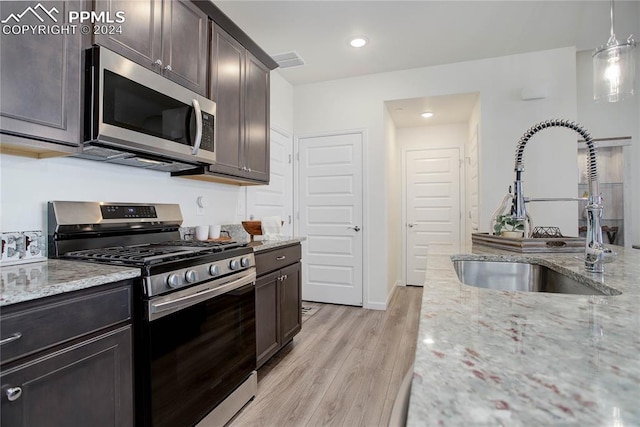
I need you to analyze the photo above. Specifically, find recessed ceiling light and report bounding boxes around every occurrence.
[421,112,435,118]
[349,37,368,48]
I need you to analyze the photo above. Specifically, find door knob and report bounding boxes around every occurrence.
[407,223,415,228]
[348,226,361,232]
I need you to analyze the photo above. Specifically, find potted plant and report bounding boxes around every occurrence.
[493,215,525,238]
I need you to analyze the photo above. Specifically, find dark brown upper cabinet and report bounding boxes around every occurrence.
[94,0,208,96]
[0,0,82,157]
[208,24,270,183]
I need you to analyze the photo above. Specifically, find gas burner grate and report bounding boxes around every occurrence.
[159,240,247,251]
[66,246,190,263]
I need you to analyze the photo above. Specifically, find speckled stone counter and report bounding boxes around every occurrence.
[408,244,640,426]
[218,223,304,252]
[248,238,305,252]
[0,259,140,307]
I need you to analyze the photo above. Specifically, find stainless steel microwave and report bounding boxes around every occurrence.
[80,46,216,171]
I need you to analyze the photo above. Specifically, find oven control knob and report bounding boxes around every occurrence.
[209,264,220,276]
[185,270,198,283]
[240,257,251,268]
[229,259,240,270]
[167,274,180,288]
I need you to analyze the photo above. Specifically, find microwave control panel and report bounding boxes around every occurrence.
[201,112,215,151]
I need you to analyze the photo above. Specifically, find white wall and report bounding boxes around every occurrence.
[294,47,578,308]
[466,97,481,241]
[396,123,467,154]
[0,69,296,235]
[270,71,295,132]
[384,105,400,296]
[576,49,640,247]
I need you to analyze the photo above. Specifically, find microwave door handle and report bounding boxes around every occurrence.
[191,98,203,155]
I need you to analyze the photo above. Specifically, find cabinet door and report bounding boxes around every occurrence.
[209,25,244,176]
[244,52,271,183]
[93,0,162,71]
[280,263,302,344]
[1,326,133,427]
[161,0,208,95]
[0,0,81,146]
[255,272,280,368]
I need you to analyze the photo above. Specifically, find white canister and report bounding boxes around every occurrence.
[195,226,209,241]
[209,225,221,239]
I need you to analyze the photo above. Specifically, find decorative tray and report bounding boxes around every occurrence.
[471,233,585,253]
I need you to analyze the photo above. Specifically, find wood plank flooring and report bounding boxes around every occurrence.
[229,286,424,427]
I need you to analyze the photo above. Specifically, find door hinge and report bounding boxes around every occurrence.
[288,215,292,224]
[288,154,292,164]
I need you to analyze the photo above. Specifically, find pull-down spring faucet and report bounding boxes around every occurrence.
[510,119,612,273]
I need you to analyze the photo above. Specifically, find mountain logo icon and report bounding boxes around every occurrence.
[1,3,59,24]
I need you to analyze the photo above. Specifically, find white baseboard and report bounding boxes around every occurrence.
[364,280,402,310]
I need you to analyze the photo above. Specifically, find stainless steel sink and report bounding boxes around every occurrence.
[452,260,621,295]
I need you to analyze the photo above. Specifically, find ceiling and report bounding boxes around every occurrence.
[214,1,639,128]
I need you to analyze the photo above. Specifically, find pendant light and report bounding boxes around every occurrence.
[592,0,636,102]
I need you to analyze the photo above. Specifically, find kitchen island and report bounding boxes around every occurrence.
[408,245,640,426]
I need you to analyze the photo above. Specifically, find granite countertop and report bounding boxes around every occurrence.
[408,244,640,426]
[248,238,305,252]
[0,259,140,307]
[222,223,305,252]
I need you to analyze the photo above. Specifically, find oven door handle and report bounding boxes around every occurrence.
[149,271,256,321]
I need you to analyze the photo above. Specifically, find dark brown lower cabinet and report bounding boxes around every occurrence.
[1,326,133,427]
[255,244,302,368]
[0,281,134,426]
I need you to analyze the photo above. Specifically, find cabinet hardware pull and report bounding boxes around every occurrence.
[282,274,288,280]
[0,332,22,346]
[164,64,172,72]
[276,256,286,261]
[6,387,22,401]
[154,59,163,68]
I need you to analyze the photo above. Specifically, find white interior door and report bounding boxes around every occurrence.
[247,128,293,235]
[298,132,363,306]
[405,148,461,285]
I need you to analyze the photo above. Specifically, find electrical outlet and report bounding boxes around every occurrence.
[1,231,46,265]
[23,231,45,260]
[196,196,205,216]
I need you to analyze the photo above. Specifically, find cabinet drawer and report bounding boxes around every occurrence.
[255,244,301,276]
[0,285,131,365]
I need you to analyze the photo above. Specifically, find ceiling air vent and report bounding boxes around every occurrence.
[271,51,305,69]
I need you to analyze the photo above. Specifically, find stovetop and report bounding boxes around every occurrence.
[64,240,248,267]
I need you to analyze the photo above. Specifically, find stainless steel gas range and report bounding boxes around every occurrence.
[48,201,257,427]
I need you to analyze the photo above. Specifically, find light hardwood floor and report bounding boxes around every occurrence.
[230,286,424,427]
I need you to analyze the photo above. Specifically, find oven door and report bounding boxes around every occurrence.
[137,271,256,427]
[86,46,216,165]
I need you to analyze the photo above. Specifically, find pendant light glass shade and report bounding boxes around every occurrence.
[592,0,636,102]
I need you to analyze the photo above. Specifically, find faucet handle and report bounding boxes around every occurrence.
[585,246,616,265]
[601,248,617,264]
